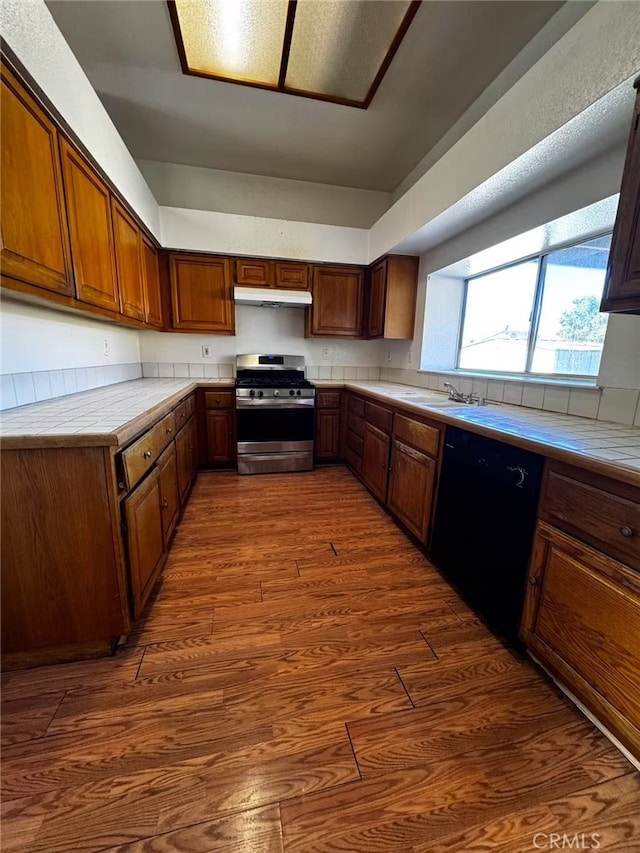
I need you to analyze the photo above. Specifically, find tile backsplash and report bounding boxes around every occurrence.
[141,363,381,382]
[380,368,640,427]
[1,363,142,410]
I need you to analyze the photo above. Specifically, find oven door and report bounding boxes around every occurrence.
[236,403,315,447]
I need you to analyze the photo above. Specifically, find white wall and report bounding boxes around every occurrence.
[139,305,384,369]
[139,160,390,230]
[160,207,369,264]
[0,0,160,238]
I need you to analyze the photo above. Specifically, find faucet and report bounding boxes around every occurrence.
[444,381,485,406]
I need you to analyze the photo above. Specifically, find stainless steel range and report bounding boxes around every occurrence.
[235,354,315,475]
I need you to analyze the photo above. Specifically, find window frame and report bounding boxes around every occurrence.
[456,231,612,380]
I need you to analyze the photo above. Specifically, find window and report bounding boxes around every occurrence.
[457,234,611,378]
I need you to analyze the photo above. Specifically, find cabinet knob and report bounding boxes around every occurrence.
[143,451,152,459]
[166,427,172,434]
[620,525,634,538]
[528,576,538,587]
[162,497,169,508]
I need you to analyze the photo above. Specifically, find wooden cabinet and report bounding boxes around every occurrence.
[362,422,391,502]
[141,236,163,328]
[235,258,272,287]
[0,64,73,296]
[601,80,640,313]
[307,265,364,338]
[124,467,166,617]
[366,255,419,339]
[60,138,120,312]
[111,198,144,321]
[275,261,309,290]
[170,254,234,333]
[388,440,436,543]
[158,442,179,544]
[521,523,640,756]
[315,390,342,462]
[176,414,197,505]
[206,411,234,464]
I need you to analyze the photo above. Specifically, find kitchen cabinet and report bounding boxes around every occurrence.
[307,266,364,338]
[600,79,640,313]
[206,411,235,464]
[124,467,166,618]
[315,391,342,462]
[111,198,144,321]
[170,254,234,333]
[0,63,73,297]
[141,236,163,328]
[362,422,391,502]
[388,433,437,544]
[158,441,180,543]
[521,522,640,756]
[367,255,419,339]
[235,258,272,288]
[60,138,120,313]
[274,261,309,290]
[176,413,198,505]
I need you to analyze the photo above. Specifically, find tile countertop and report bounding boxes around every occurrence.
[1,378,639,486]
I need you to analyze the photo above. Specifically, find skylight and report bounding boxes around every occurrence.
[168,0,420,108]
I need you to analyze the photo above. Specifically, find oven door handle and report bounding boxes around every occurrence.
[236,400,315,409]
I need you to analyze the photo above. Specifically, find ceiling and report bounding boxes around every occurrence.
[47,0,565,192]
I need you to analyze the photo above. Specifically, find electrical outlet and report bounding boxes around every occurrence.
[321,348,331,361]
[387,349,392,364]
[103,339,110,357]
[202,345,212,358]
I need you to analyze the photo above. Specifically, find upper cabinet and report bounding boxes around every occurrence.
[0,64,73,296]
[367,255,419,339]
[111,198,144,321]
[234,258,310,291]
[141,237,163,328]
[169,254,235,334]
[600,80,640,314]
[307,265,365,338]
[60,138,120,313]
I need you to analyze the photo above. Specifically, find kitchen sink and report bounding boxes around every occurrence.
[396,394,488,408]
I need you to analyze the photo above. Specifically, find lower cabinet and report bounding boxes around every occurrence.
[123,467,166,618]
[315,410,341,459]
[521,522,640,756]
[206,410,235,464]
[176,416,197,505]
[362,422,391,502]
[388,439,436,543]
[158,441,179,543]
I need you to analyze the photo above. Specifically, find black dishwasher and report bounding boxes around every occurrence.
[430,426,543,643]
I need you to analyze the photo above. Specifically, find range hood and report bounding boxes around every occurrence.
[234,287,312,308]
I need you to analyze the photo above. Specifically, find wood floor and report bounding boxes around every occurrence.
[1,467,638,852]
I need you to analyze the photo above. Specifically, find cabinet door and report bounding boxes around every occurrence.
[170,254,234,333]
[158,442,179,543]
[60,138,119,312]
[141,236,163,327]
[111,198,144,321]
[175,422,191,505]
[521,524,640,755]
[206,410,234,464]
[601,84,640,313]
[235,258,272,287]
[367,260,387,338]
[309,266,364,337]
[274,262,309,290]
[362,422,391,502]
[124,468,165,617]
[388,439,436,542]
[315,409,341,460]
[0,65,73,296]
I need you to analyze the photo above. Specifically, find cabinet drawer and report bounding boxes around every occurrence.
[347,429,364,457]
[347,414,364,437]
[204,390,233,409]
[365,400,393,434]
[348,395,365,417]
[174,395,195,428]
[393,414,439,458]
[317,391,341,409]
[542,467,640,570]
[121,411,175,491]
[345,443,363,475]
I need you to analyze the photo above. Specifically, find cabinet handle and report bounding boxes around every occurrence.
[620,525,634,538]
[162,497,169,508]
[166,427,172,434]
[143,451,152,459]
[528,576,538,586]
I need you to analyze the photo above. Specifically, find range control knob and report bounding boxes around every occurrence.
[258,390,264,398]
[296,389,302,396]
[289,389,295,396]
[274,389,280,397]
[249,389,255,397]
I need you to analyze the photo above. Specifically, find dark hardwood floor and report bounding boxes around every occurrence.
[1,467,638,852]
